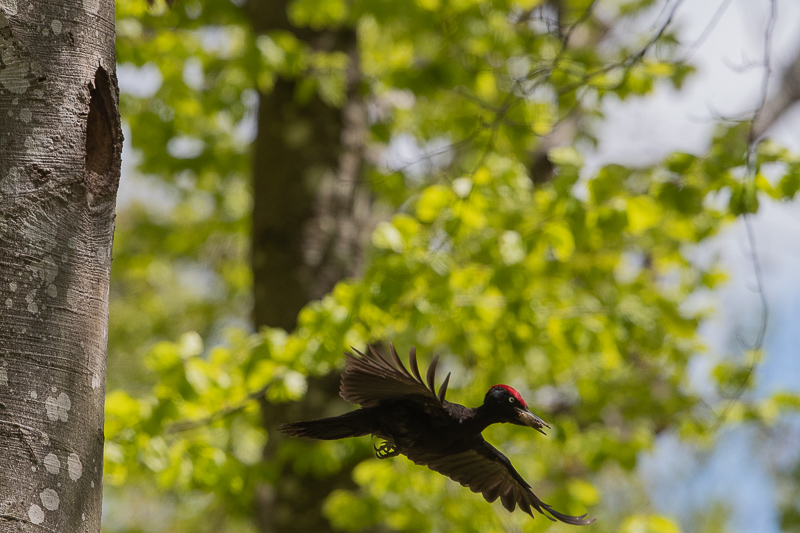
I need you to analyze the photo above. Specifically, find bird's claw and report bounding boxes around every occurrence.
[374,441,399,459]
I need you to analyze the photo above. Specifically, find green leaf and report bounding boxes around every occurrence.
[372,221,405,252]
[549,146,584,168]
[416,185,453,223]
[626,196,660,234]
[590,164,630,203]
[543,222,575,260]
[621,514,683,533]
[728,180,759,215]
[665,152,696,174]
[779,165,800,199]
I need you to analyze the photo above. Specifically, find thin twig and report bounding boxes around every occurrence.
[554,0,686,97]
[749,0,777,143]
[677,0,735,63]
[711,0,776,431]
[561,0,600,49]
[166,379,277,433]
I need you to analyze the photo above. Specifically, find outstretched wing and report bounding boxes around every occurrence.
[339,344,451,408]
[404,439,595,526]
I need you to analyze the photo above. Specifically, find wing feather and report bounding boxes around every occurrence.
[426,354,439,394]
[408,346,423,383]
[389,344,413,378]
[404,440,594,525]
[339,344,448,408]
[437,372,451,403]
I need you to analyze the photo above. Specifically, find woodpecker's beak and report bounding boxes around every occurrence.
[515,407,550,435]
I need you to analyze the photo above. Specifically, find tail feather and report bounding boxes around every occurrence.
[543,505,596,526]
[279,410,373,440]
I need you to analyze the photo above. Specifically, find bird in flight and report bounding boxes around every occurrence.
[280,344,595,526]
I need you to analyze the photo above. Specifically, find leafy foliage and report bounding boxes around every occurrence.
[106,0,800,532]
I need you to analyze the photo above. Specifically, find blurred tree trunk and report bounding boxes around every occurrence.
[0,2,121,532]
[245,2,375,531]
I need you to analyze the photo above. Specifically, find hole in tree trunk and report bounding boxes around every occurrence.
[85,66,122,199]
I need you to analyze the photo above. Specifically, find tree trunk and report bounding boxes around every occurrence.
[246,2,376,532]
[0,2,121,532]
[249,31,372,331]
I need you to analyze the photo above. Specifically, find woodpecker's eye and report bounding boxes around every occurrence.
[508,397,515,403]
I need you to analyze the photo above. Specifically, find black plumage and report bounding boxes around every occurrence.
[279,344,595,526]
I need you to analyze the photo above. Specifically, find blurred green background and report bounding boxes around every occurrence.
[103,0,800,531]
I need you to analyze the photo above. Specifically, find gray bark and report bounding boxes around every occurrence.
[0,1,121,531]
